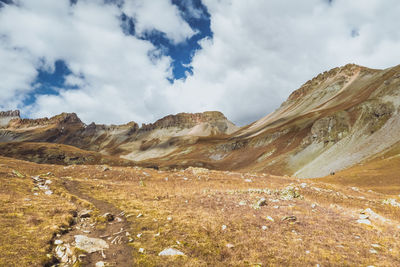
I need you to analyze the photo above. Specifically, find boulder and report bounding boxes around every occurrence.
[158,248,185,256]
[74,235,109,253]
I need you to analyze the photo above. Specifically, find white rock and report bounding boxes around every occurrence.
[238,200,247,206]
[369,249,378,254]
[136,233,142,238]
[266,216,274,222]
[221,225,227,231]
[226,243,235,248]
[44,190,53,195]
[139,248,145,253]
[357,219,372,225]
[74,235,109,253]
[96,262,106,267]
[159,248,185,256]
[311,203,317,209]
[371,244,381,248]
[54,240,63,245]
[300,183,307,188]
[262,225,268,231]
[244,179,252,183]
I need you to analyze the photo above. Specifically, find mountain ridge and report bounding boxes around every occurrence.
[2,63,400,178]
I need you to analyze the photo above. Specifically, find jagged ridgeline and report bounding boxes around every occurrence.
[1,63,400,177]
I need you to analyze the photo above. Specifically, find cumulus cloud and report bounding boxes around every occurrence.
[166,0,400,125]
[0,0,174,124]
[1,0,400,126]
[123,0,196,43]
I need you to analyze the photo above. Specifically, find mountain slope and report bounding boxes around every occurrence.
[136,63,400,176]
[1,63,400,178]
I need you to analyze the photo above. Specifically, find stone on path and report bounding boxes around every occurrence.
[74,235,109,253]
[158,248,185,256]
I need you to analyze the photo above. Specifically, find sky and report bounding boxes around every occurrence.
[1,0,400,126]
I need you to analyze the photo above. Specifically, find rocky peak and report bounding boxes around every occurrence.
[0,110,21,127]
[140,111,231,131]
[6,112,84,129]
[0,110,20,118]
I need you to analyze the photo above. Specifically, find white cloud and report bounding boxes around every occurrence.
[0,0,176,124]
[1,0,400,126]
[123,0,196,43]
[165,0,400,125]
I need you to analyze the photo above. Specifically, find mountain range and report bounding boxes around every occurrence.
[1,63,400,178]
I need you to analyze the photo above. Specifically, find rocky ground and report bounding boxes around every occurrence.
[1,156,400,266]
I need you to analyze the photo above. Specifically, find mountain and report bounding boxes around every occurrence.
[0,110,238,165]
[1,63,400,177]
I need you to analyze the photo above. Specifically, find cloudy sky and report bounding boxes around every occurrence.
[1,0,400,126]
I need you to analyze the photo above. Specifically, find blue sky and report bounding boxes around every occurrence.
[1,0,400,125]
[25,0,212,107]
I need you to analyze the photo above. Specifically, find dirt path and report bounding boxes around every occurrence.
[54,179,133,266]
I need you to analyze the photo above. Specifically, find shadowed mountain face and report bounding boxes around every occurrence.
[2,63,400,177]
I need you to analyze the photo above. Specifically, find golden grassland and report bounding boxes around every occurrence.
[1,156,400,266]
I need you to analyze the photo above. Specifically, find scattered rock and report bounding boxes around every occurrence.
[280,186,301,200]
[138,248,145,253]
[54,240,63,245]
[369,248,378,254]
[357,219,372,226]
[266,216,274,222]
[281,216,297,222]
[238,200,247,206]
[102,213,114,222]
[226,243,235,249]
[55,243,75,264]
[96,261,106,267]
[158,248,185,256]
[382,198,400,207]
[311,203,317,209]
[79,209,93,218]
[244,179,252,183]
[256,197,267,207]
[136,213,143,218]
[74,235,109,253]
[44,190,53,195]
[262,225,268,231]
[300,183,307,188]
[222,225,227,231]
[12,170,24,178]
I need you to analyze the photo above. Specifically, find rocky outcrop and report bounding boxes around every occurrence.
[6,112,83,129]
[0,110,20,127]
[140,111,235,133]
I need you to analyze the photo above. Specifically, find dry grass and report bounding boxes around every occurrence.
[0,157,77,266]
[1,156,400,266]
[58,165,400,266]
